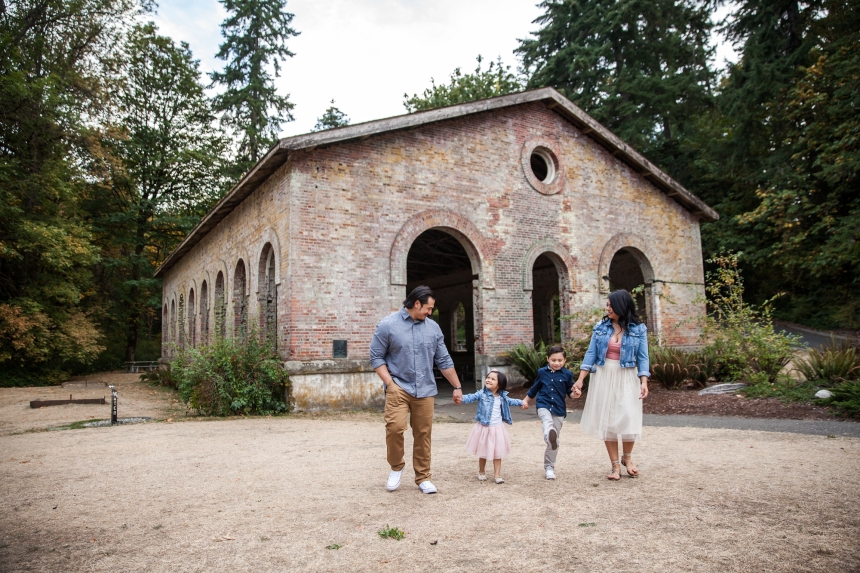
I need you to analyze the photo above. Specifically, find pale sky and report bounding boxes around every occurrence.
[152,0,738,138]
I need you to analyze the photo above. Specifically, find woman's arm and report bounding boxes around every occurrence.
[573,332,599,391]
[636,327,650,399]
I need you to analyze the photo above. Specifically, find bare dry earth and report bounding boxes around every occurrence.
[0,373,183,437]
[1,413,858,573]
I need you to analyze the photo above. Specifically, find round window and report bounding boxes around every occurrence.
[530,148,556,183]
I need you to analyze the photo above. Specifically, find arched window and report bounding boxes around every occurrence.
[178,293,185,348]
[215,272,226,340]
[200,280,209,345]
[233,260,247,342]
[162,304,169,353]
[169,299,176,356]
[188,288,196,347]
[258,244,278,350]
[532,254,562,344]
[451,302,467,352]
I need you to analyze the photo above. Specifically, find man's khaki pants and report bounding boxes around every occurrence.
[384,383,434,485]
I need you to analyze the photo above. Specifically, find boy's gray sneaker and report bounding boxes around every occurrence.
[548,428,558,450]
[545,467,556,480]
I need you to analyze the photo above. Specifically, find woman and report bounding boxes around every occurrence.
[573,289,650,480]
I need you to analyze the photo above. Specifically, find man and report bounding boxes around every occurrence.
[369,285,464,494]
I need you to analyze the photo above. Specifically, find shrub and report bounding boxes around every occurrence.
[171,335,289,416]
[508,340,547,386]
[794,337,860,386]
[650,346,704,390]
[819,380,860,418]
[742,372,819,403]
[139,367,177,388]
[697,253,801,382]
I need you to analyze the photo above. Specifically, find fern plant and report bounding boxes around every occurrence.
[508,341,547,386]
[795,337,860,386]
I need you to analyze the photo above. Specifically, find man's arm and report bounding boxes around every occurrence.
[370,320,391,389]
[439,367,463,404]
[375,364,395,389]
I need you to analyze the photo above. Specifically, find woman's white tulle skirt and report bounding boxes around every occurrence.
[580,359,643,442]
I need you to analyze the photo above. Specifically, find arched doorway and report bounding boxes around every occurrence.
[200,280,209,345]
[532,254,562,345]
[406,229,477,392]
[607,247,652,327]
[214,272,226,340]
[188,288,196,347]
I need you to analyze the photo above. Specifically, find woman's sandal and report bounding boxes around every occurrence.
[621,453,639,477]
[607,460,621,481]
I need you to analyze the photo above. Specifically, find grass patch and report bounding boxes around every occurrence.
[325,543,342,550]
[578,522,596,527]
[377,525,405,540]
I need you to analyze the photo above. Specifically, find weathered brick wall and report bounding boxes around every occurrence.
[161,101,707,384]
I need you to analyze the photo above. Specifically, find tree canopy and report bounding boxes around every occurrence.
[313,100,350,131]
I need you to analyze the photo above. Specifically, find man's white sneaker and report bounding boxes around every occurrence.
[418,480,437,494]
[545,467,556,480]
[386,469,402,491]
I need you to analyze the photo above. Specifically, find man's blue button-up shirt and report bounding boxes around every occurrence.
[369,308,455,398]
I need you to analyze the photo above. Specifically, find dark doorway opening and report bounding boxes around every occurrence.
[406,229,477,393]
[532,254,561,345]
[608,248,648,325]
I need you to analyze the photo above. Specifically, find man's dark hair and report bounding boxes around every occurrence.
[403,285,434,309]
[546,345,566,358]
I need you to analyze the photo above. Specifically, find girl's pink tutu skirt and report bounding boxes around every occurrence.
[465,423,512,460]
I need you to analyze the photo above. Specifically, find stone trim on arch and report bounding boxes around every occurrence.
[597,233,657,295]
[389,209,494,288]
[521,238,576,292]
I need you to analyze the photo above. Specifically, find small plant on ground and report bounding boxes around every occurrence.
[139,366,176,388]
[325,543,342,550]
[377,525,404,540]
[171,334,289,416]
[794,337,860,386]
[650,346,704,390]
[741,372,820,403]
[507,340,547,386]
[818,380,860,418]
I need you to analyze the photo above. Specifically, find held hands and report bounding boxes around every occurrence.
[570,385,582,399]
[521,396,530,410]
[452,388,463,405]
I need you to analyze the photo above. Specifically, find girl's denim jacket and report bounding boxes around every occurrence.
[579,320,651,378]
[461,388,523,426]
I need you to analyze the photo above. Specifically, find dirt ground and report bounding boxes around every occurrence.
[0,373,184,437]
[1,376,859,572]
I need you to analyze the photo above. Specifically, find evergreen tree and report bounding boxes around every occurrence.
[89,23,229,363]
[0,0,134,385]
[210,0,299,178]
[312,100,350,131]
[516,0,716,177]
[403,55,522,113]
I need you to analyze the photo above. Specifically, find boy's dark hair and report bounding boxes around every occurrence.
[403,285,434,309]
[489,370,507,393]
[607,289,641,331]
[546,345,566,358]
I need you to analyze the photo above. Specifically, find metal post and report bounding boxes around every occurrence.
[110,385,117,425]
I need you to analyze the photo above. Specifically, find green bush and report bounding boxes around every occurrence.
[171,335,289,416]
[508,340,547,386]
[139,367,177,388]
[697,253,801,383]
[819,380,860,418]
[794,337,860,386]
[742,372,819,403]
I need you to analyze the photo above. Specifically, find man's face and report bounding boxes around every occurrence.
[411,297,435,321]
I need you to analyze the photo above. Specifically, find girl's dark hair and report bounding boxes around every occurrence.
[606,289,641,331]
[403,285,434,309]
[488,370,507,393]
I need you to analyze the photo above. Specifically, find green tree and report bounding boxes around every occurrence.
[403,55,522,113]
[210,0,299,177]
[0,0,135,385]
[88,23,229,364]
[312,99,350,131]
[516,0,716,178]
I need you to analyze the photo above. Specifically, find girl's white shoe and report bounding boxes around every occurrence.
[478,473,487,481]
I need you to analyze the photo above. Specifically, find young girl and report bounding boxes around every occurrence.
[462,371,526,483]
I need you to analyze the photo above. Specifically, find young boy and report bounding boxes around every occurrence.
[522,345,581,480]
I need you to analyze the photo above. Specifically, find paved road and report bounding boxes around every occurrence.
[434,398,860,437]
[774,320,855,349]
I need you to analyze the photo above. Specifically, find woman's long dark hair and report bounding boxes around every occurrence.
[606,289,641,332]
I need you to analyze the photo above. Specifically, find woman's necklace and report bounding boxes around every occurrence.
[612,322,622,344]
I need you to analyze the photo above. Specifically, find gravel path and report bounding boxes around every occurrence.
[1,414,859,572]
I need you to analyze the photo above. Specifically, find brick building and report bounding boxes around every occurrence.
[154,88,718,410]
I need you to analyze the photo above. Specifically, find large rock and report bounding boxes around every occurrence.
[698,383,747,396]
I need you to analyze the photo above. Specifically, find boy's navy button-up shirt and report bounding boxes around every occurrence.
[527,365,575,417]
[369,308,454,398]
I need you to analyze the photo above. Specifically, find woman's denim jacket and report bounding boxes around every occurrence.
[461,388,523,426]
[579,320,651,378]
